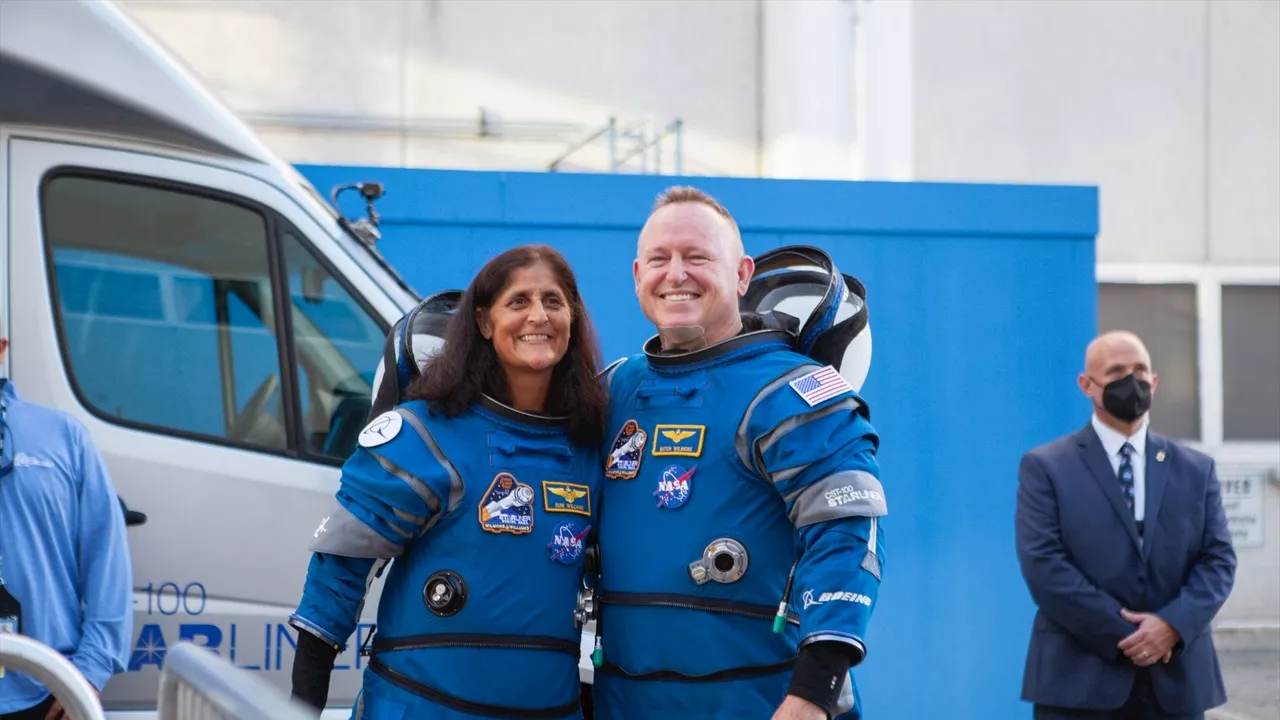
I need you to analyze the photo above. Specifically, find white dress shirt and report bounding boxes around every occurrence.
[1091,413,1148,522]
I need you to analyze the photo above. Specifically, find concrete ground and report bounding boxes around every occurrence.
[1208,628,1280,720]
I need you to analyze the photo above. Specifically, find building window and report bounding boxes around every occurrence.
[1098,283,1201,441]
[1222,285,1280,441]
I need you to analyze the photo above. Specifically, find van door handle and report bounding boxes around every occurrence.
[118,496,148,527]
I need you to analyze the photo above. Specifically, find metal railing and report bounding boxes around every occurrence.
[0,633,105,720]
[548,116,685,174]
[157,642,316,720]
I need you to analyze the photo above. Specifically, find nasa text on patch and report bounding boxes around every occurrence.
[651,424,705,457]
[478,472,535,535]
[606,419,647,479]
[542,481,591,516]
[653,464,694,509]
[547,520,591,565]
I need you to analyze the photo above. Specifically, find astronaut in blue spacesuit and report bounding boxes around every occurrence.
[288,245,609,720]
[590,187,884,720]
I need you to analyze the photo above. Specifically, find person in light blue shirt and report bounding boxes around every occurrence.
[0,336,133,719]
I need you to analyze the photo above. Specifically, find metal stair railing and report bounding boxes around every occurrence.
[0,632,105,720]
[157,642,317,720]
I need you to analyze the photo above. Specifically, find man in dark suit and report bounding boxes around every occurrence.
[1016,330,1237,719]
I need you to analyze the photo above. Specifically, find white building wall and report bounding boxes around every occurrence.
[120,0,764,176]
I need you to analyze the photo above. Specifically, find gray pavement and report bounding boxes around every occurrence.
[1209,629,1280,720]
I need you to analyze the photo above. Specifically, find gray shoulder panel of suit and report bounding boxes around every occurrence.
[599,357,627,393]
[308,503,404,558]
[785,469,887,527]
[756,396,863,480]
[734,363,824,476]
[395,406,465,515]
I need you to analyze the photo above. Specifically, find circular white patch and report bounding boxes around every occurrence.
[358,410,403,448]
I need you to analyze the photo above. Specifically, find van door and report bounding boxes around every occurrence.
[5,136,405,712]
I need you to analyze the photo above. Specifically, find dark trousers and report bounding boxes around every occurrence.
[0,694,56,720]
[1033,669,1205,720]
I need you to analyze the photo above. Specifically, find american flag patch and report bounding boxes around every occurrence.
[788,365,852,407]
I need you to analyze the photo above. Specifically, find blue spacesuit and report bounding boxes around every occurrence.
[290,396,600,720]
[592,321,885,718]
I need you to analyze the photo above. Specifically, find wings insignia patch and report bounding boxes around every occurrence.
[542,481,592,516]
[651,424,705,457]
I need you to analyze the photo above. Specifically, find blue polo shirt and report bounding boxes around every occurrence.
[0,379,133,711]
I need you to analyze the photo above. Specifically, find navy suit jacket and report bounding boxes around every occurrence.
[1015,423,1236,713]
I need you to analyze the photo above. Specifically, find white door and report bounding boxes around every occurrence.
[6,136,400,712]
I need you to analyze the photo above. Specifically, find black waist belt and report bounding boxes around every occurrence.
[370,656,579,718]
[370,632,580,655]
[595,657,796,683]
[367,633,581,719]
[597,592,798,683]
[600,591,800,625]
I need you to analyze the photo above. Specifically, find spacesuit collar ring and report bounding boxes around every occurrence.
[477,394,570,427]
[642,328,792,368]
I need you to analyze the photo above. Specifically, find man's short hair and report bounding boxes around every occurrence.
[651,186,739,232]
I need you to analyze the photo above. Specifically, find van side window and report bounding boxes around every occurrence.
[280,230,384,460]
[43,174,288,450]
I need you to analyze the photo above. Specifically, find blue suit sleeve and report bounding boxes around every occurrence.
[70,422,133,691]
[1015,452,1135,659]
[290,409,458,650]
[1156,459,1236,649]
[743,373,885,662]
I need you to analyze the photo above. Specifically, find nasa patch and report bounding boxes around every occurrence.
[605,419,647,480]
[653,464,694,509]
[358,410,403,448]
[547,520,591,565]
[479,472,535,535]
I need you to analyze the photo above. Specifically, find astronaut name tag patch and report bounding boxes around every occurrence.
[654,464,694,509]
[358,410,403,448]
[651,424,705,457]
[543,481,591,516]
[479,472,535,535]
[789,366,852,407]
[605,419,647,479]
[547,520,591,564]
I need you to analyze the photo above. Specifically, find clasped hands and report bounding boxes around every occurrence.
[1117,608,1179,667]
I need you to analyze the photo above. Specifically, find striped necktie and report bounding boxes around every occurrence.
[1117,442,1136,516]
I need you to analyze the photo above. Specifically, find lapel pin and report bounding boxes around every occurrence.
[1156,450,1166,462]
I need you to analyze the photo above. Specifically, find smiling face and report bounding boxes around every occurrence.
[633,202,753,346]
[477,262,572,377]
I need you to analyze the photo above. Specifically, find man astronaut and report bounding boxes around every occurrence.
[588,186,884,720]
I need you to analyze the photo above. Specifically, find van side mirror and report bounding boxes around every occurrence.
[118,496,147,527]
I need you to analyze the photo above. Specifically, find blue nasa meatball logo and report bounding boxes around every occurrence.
[547,520,591,564]
[653,464,694,509]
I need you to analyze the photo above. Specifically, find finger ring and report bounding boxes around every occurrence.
[1141,651,1150,658]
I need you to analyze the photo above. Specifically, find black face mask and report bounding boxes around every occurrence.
[1096,373,1152,422]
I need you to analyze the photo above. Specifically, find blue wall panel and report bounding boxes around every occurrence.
[299,165,1099,720]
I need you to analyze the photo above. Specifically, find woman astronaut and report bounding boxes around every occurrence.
[288,245,607,719]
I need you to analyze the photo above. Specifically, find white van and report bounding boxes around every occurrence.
[1,0,438,715]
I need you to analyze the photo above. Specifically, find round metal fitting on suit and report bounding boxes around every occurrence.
[687,538,749,585]
[574,586,597,629]
[423,570,467,617]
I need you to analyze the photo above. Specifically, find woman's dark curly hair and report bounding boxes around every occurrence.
[406,244,608,448]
